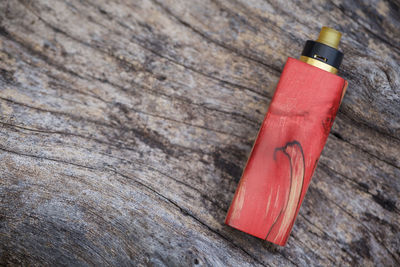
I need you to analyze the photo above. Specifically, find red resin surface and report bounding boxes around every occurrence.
[225,57,347,246]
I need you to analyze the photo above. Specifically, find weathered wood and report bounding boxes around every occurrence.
[0,0,399,266]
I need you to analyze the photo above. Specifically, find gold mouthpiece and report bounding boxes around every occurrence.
[316,27,342,49]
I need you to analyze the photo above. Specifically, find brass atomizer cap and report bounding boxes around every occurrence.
[316,27,342,49]
[300,27,344,74]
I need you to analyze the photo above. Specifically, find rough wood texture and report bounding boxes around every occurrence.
[0,0,399,266]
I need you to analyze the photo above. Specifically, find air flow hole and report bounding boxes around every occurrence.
[313,54,328,62]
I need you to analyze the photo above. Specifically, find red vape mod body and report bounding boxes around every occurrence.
[225,27,348,246]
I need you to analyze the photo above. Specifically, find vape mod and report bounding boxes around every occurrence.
[225,27,348,246]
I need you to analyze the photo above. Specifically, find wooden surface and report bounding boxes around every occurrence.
[0,0,399,266]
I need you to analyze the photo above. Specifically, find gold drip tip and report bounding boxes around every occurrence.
[316,27,342,49]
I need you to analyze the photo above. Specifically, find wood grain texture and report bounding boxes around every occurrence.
[0,0,399,266]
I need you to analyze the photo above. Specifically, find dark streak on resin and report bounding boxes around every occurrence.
[265,140,306,241]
